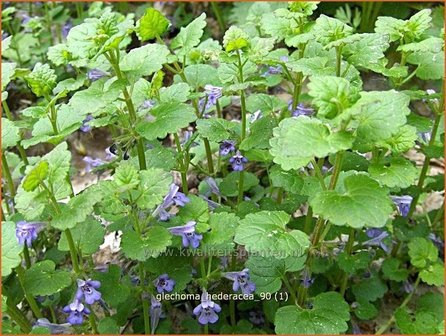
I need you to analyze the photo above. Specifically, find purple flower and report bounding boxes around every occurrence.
[363,228,392,253]
[62,21,72,39]
[87,69,108,82]
[289,102,314,117]
[199,85,223,112]
[139,99,155,110]
[62,300,90,325]
[193,291,221,325]
[205,177,220,196]
[150,296,162,334]
[153,184,190,221]
[229,151,248,171]
[82,156,105,173]
[200,196,220,211]
[248,311,264,325]
[263,65,282,76]
[21,14,31,25]
[79,114,93,132]
[34,318,72,334]
[75,279,101,305]
[153,274,175,293]
[300,269,314,288]
[168,221,203,249]
[391,195,412,217]
[16,221,44,247]
[224,268,256,295]
[219,140,236,156]
[402,280,414,293]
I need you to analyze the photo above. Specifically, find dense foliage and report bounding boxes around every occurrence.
[1,1,444,335]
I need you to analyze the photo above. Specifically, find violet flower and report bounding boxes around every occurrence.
[153,274,175,293]
[193,291,221,325]
[248,311,264,325]
[75,279,102,305]
[153,184,190,221]
[229,151,248,171]
[300,269,314,288]
[363,228,392,253]
[82,156,105,173]
[402,280,414,294]
[289,101,314,117]
[16,221,44,247]
[80,114,93,132]
[34,318,72,334]
[391,195,412,217]
[224,268,256,295]
[150,296,162,334]
[168,221,203,249]
[205,177,220,196]
[61,21,72,39]
[87,69,108,82]
[219,140,236,156]
[139,99,155,111]
[62,300,90,325]
[199,85,223,112]
[263,65,282,76]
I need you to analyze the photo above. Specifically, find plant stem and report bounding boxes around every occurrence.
[49,305,57,323]
[237,171,245,206]
[139,264,151,334]
[210,2,225,34]
[311,159,327,190]
[64,229,81,274]
[6,304,32,333]
[88,306,99,334]
[229,299,236,328]
[407,111,442,217]
[203,138,215,175]
[23,245,31,269]
[174,133,189,194]
[339,228,355,296]
[375,276,420,335]
[2,152,16,203]
[282,275,298,304]
[15,265,43,319]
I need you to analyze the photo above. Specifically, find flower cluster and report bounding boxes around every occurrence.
[224,268,256,295]
[15,221,44,247]
[63,279,102,325]
[219,140,248,171]
[168,221,203,249]
[193,291,221,325]
[153,183,190,221]
[199,85,223,112]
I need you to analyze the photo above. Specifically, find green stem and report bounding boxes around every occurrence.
[216,100,222,119]
[49,305,57,323]
[407,111,442,217]
[203,139,215,175]
[237,171,245,206]
[431,203,444,230]
[2,152,16,202]
[174,133,189,194]
[229,299,236,328]
[15,265,43,318]
[139,265,151,335]
[339,228,355,296]
[88,306,99,334]
[375,276,420,335]
[44,93,59,134]
[311,159,327,190]
[23,245,31,269]
[304,207,313,234]
[6,304,32,333]
[210,2,225,34]
[328,152,344,190]
[64,229,81,274]
[282,275,298,304]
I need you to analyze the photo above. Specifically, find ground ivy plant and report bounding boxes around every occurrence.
[1,1,444,335]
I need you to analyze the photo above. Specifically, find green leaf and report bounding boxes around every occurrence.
[377,125,418,154]
[275,292,350,334]
[51,185,104,230]
[245,93,287,115]
[342,33,390,70]
[136,8,170,41]
[310,173,393,228]
[368,157,418,188]
[1,118,21,150]
[159,83,191,103]
[420,263,444,286]
[23,161,49,192]
[121,226,172,261]
[176,195,209,228]
[114,162,140,191]
[351,90,411,143]
[353,300,378,320]
[68,78,125,116]
[270,116,354,170]
[136,168,172,210]
[182,64,220,89]
[120,44,170,81]
[196,118,239,143]
[24,63,57,97]
[408,237,438,268]
[234,211,310,259]
[337,251,370,274]
[23,260,71,296]
[246,256,305,293]
[171,13,206,57]
[53,76,86,95]
[2,62,16,90]
[352,275,387,302]
[93,265,130,307]
[382,258,409,282]
[223,26,250,52]
[240,116,277,150]
[269,165,304,194]
[406,50,444,80]
[58,219,105,255]
[98,317,120,334]
[202,212,239,251]
[312,15,353,46]
[1,222,23,277]
[307,76,351,119]
[136,102,197,141]
[220,172,259,197]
